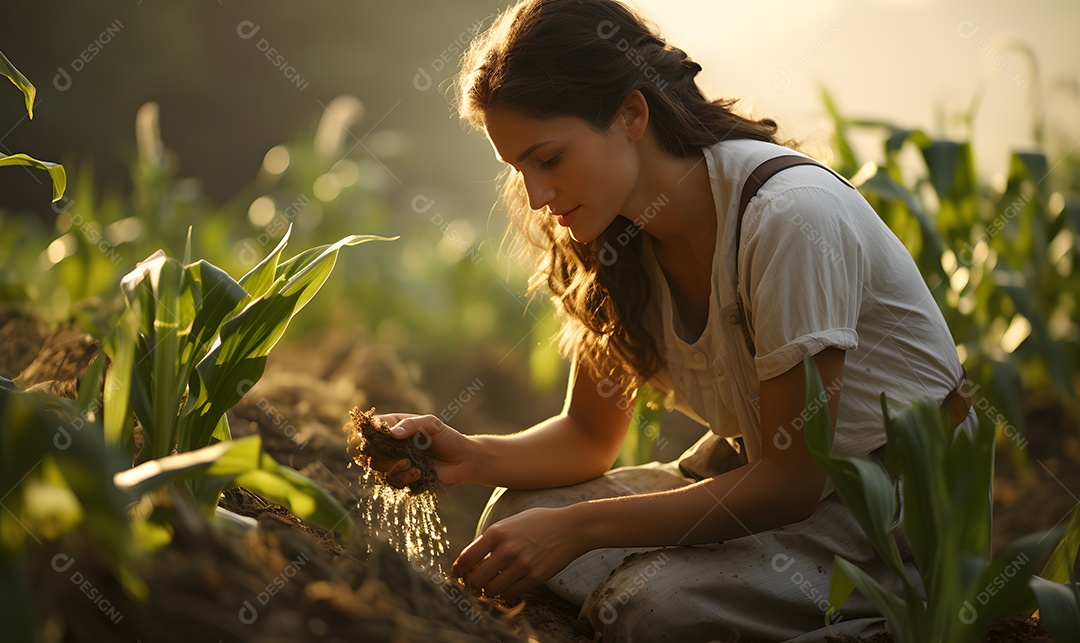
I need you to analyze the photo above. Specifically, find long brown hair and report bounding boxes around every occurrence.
[458,0,793,393]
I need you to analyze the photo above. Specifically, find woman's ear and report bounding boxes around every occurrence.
[618,89,649,142]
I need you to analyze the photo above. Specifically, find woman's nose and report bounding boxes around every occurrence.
[523,173,556,211]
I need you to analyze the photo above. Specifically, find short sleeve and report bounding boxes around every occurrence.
[740,185,868,380]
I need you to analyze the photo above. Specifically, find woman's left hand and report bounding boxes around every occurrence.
[452,505,589,599]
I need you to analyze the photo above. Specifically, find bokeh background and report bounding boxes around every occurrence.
[3,4,1080,638]
[1,0,1078,455]
[4,0,1078,214]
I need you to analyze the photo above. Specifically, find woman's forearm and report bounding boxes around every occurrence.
[468,415,621,489]
[574,458,824,550]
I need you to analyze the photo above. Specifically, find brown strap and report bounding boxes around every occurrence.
[732,156,972,432]
[734,155,854,357]
[941,367,973,429]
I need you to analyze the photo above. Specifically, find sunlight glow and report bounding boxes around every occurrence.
[263,145,290,175]
[1000,315,1032,354]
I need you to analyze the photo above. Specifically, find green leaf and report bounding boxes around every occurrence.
[859,170,947,275]
[1011,151,1050,192]
[834,556,925,643]
[920,139,963,202]
[274,234,396,311]
[944,412,995,558]
[965,528,1062,625]
[0,49,35,118]
[151,256,186,458]
[820,86,858,177]
[181,290,301,451]
[994,276,1073,399]
[1043,508,1080,584]
[209,413,232,443]
[113,435,352,536]
[827,557,857,628]
[881,397,950,579]
[0,153,66,202]
[1030,578,1080,641]
[182,234,394,451]
[237,225,293,305]
[0,545,34,642]
[803,358,907,576]
[75,351,107,418]
[183,259,248,362]
[103,309,137,444]
[120,252,198,460]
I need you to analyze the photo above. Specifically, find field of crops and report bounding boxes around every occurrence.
[3,5,1080,642]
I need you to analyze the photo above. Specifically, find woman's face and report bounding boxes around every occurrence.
[483,107,639,243]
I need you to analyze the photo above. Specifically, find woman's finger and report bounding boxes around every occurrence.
[387,414,447,441]
[367,457,411,474]
[374,412,415,427]
[386,467,421,489]
[452,533,494,580]
[476,559,529,597]
[463,548,514,594]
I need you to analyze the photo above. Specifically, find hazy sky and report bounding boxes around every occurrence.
[627,0,1079,183]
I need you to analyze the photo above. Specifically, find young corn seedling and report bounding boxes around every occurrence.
[105,225,394,535]
[800,355,1063,643]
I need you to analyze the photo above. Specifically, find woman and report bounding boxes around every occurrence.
[373,0,976,640]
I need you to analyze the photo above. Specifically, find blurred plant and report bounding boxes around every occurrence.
[0,356,144,641]
[614,384,667,467]
[801,355,1063,642]
[1031,508,1080,640]
[100,226,393,534]
[0,101,238,327]
[823,87,1079,454]
[0,48,66,201]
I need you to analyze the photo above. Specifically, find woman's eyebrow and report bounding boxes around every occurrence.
[516,139,555,162]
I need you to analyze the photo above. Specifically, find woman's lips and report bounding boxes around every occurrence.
[554,206,579,226]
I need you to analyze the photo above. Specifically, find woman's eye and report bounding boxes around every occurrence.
[540,154,561,169]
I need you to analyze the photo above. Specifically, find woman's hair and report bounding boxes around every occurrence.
[457,0,794,393]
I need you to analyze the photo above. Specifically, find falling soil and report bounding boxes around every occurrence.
[345,406,450,575]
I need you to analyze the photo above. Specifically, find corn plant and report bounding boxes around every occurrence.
[0,356,143,641]
[102,226,393,532]
[800,355,1062,642]
[823,88,1078,449]
[1031,508,1080,640]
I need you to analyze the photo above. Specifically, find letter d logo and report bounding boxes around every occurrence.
[597,600,618,624]
[53,67,72,92]
[51,553,76,573]
[958,600,977,625]
[237,20,261,40]
[413,67,432,92]
[238,600,258,624]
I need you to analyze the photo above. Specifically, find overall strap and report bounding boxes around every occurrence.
[733,155,854,358]
[731,155,973,430]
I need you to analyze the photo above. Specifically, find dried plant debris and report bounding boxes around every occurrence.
[346,406,441,494]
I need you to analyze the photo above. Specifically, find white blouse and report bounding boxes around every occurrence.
[641,138,970,487]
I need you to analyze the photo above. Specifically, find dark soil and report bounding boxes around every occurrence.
[4,309,1074,642]
[27,492,536,643]
[346,406,441,494]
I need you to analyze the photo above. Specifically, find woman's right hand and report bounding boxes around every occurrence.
[370,413,476,488]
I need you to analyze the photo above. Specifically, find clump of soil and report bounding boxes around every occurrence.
[346,406,441,494]
[345,406,450,573]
